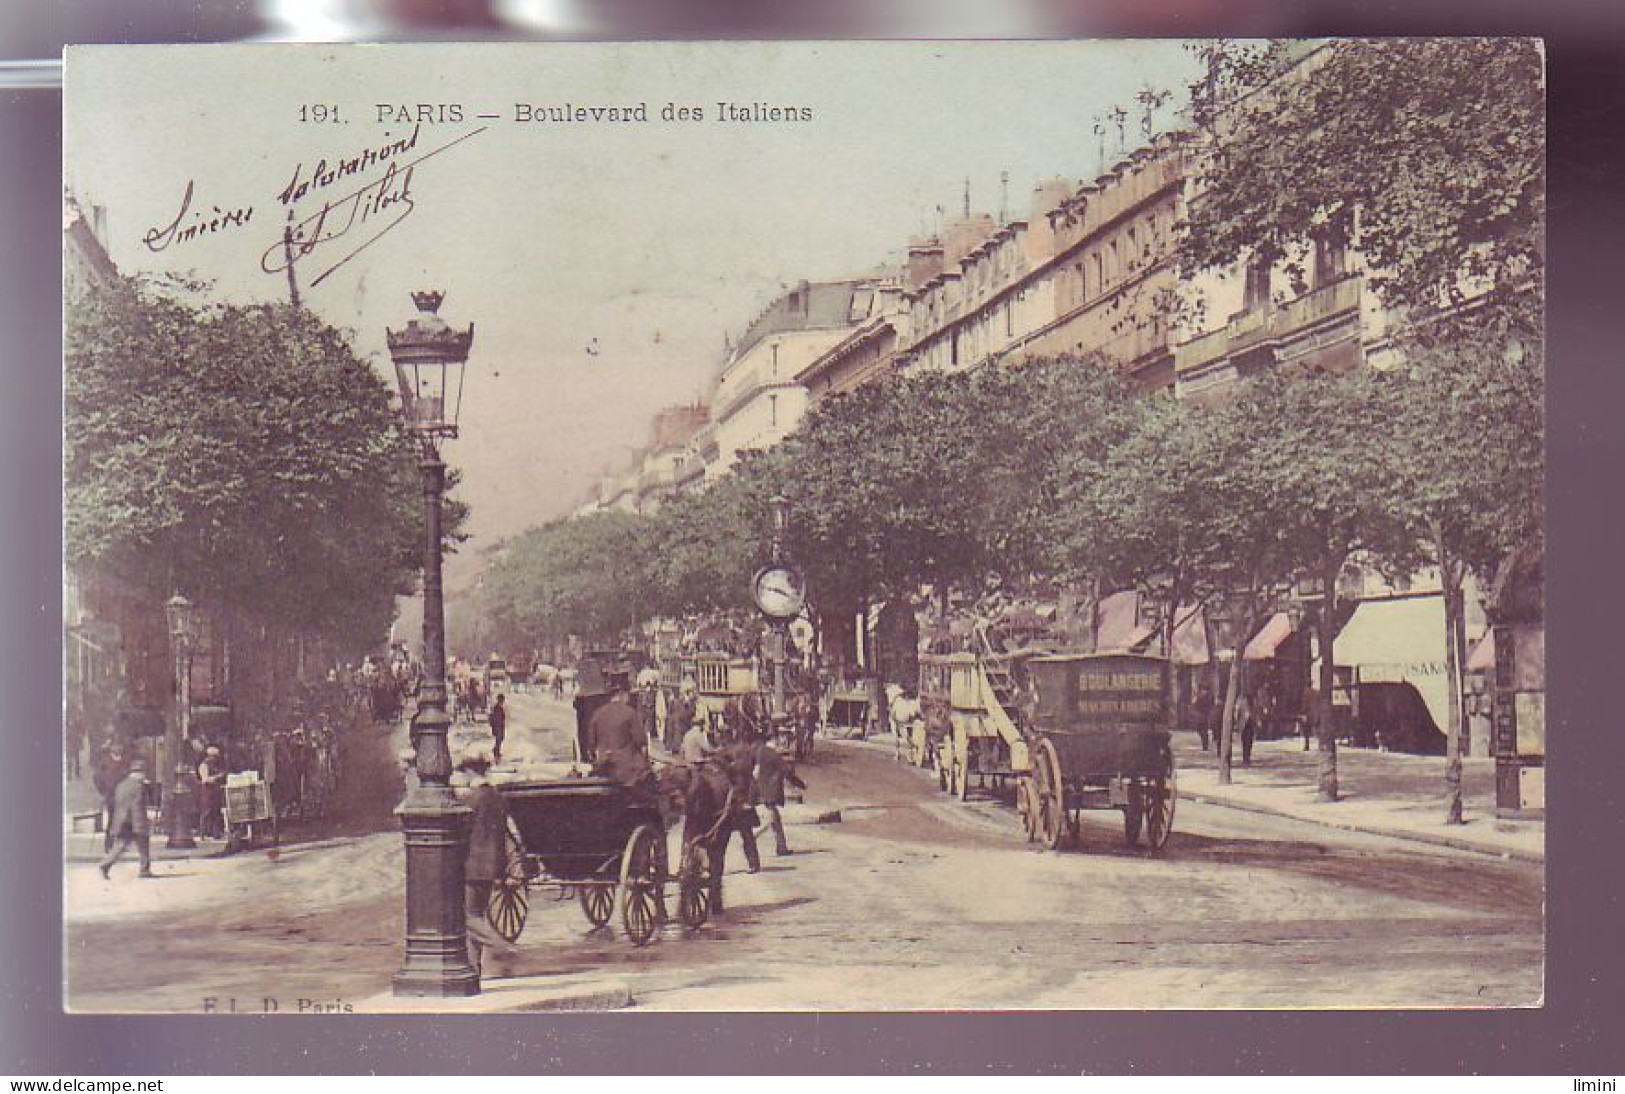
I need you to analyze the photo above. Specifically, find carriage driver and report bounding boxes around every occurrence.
[586,680,654,793]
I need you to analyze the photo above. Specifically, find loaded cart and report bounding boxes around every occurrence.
[223,771,277,850]
[485,775,712,947]
[1015,653,1177,853]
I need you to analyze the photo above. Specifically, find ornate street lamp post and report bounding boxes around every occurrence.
[752,496,806,731]
[164,593,198,850]
[387,290,480,998]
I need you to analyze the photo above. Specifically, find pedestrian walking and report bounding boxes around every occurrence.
[91,737,128,853]
[752,735,806,856]
[1192,682,1215,751]
[724,737,762,874]
[1238,690,1257,766]
[666,678,698,756]
[488,693,507,763]
[461,760,516,974]
[98,758,152,879]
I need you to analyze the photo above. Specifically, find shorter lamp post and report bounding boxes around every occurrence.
[164,593,198,849]
[388,290,480,998]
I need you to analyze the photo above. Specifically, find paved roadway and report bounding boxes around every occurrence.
[64,689,1542,1012]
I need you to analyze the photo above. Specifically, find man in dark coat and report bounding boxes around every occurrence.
[98,758,152,879]
[462,764,515,972]
[587,685,652,789]
[752,736,806,856]
[91,737,128,852]
[487,693,507,762]
[665,679,698,756]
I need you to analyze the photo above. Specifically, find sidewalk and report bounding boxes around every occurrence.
[839,729,1543,863]
[1172,734,1544,863]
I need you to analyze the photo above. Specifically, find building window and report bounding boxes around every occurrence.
[1005,301,1013,337]
[1314,231,1348,286]
[769,393,778,427]
[771,342,779,378]
[1091,253,1103,299]
[1243,257,1272,312]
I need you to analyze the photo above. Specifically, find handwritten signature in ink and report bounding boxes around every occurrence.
[260,126,487,288]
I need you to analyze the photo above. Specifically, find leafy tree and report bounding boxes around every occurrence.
[66,277,452,673]
[1373,301,1543,820]
[482,510,660,646]
[1226,369,1424,800]
[1182,38,1544,313]
[1182,37,1544,810]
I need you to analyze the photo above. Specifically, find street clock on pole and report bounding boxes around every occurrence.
[752,565,807,620]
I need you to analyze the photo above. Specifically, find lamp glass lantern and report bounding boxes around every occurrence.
[166,593,197,646]
[387,291,474,439]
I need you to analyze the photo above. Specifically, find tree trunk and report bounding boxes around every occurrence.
[1317,560,1340,802]
[1218,653,1243,786]
[1439,539,1466,825]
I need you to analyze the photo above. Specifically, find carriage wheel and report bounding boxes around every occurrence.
[1144,765,1177,853]
[578,884,615,928]
[1037,739,1068,851]
[1123,787,1144,848]
[488,858,531,943]
[678,843,713,929]
[1017,778,1038,843]
[616,823,667,946]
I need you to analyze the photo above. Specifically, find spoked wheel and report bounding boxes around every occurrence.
[1017,777,1039,843]
[616,823,668,946]
[1123,788,1144,848]
[577,884,615,928]
[1037,738,1068,851]
[1143,764,1177,853]
[677,843,713,929]
[488,856,531,943]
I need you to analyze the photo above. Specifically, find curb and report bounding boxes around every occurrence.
[357,974,632,1014]
[1179,788,1545,865]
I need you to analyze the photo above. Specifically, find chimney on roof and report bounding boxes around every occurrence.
[906,236,945,291]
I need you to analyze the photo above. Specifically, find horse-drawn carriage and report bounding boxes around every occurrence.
[485,773,714,947]
[1015,653,1177,853]
[914,650,1032,800]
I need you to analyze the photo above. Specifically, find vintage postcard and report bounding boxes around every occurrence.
[62,40,1544,1013]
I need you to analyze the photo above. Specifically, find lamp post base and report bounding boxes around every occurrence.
[392,784,478,998]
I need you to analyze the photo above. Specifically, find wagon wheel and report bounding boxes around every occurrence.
[1037,738,1068,851]
[678,843,713,929]
[1017,777,1039,843]
[1123,785,1144,848]
[488,854,531,943]
[577,884,615,928]
[616,823,667,946]
[1143,763,1178,853]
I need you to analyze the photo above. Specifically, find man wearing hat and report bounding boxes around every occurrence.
[587,681,652,790]
[99,758,152,879]
[197,745,228,839]
[665,677,699,756]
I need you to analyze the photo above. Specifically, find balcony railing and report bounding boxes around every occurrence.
[1174,275,1363,377]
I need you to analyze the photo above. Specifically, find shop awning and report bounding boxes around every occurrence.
[1328,595,1450,731]
[1466,630,1495,673]
[1243,612,1294,661]
[1095,590,1156,653]
[1168,603,1209,665]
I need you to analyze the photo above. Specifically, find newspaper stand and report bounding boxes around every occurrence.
[224,771,277,850]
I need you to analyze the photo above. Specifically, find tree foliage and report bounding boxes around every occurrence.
[1183,38,1544,313]
[66,277,454,655]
